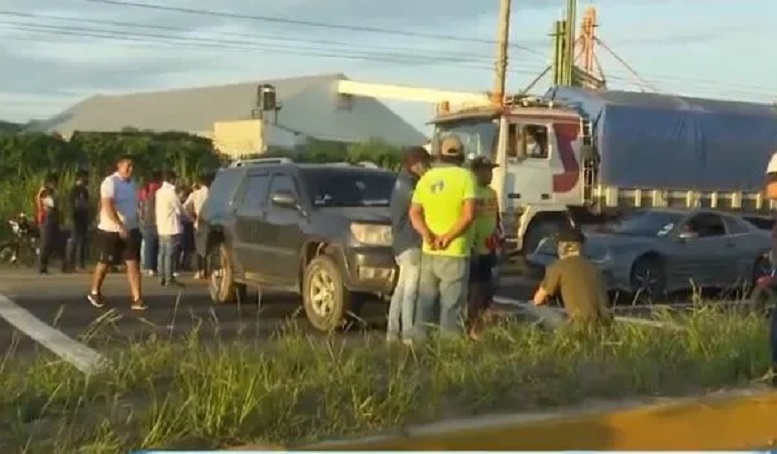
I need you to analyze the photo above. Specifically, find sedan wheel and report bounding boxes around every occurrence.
[630,257,667,304]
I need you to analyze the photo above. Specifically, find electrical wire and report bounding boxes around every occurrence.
[79,0,546,56]
[0,13,773,105]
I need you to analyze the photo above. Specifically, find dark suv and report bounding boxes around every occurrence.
[196,158,398,331]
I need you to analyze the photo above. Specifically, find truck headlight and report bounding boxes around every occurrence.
[350,223,392,246]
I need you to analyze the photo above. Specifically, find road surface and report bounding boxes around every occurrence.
[0,269,541,364]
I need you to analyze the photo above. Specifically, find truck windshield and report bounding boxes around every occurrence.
[434,119,498,159]
[300,168,397,208]
[611,211,683,237]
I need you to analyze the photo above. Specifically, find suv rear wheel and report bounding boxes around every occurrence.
[302,255,352,332]
[209,242,246,304]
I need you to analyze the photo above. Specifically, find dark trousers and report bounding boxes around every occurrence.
[771,308,777,370]
[38,221,64,272]
[69,221,89,269]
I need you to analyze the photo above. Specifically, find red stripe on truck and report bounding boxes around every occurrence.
[552,122,580,193]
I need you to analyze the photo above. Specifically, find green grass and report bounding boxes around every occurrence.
[0,307,772,453]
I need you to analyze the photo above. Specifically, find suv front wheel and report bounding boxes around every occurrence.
[302,255,352,332]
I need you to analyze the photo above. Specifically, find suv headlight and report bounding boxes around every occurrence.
[350,223,392,246]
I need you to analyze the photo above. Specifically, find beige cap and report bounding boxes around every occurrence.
[440,135,464,156]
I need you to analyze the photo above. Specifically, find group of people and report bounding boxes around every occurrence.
[35,169,91,273]
[136,170,211,284]
[387,135,611,344]
[32,155,212,310]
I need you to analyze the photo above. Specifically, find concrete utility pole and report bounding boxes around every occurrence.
[492,0,512,106]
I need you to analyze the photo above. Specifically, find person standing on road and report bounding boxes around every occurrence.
[155,170,188,286]
[531,226,612,330]
[763,150,777,387]
[87,155,146,310]
[409,135,477,340]
[183,172,212,280]
[68,169,90,272]
[36,172,65,274]
[466,156,503,340]
[387,146,431,344]
[138,171,161,276]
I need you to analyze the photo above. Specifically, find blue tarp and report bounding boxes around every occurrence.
[545,87,777,192]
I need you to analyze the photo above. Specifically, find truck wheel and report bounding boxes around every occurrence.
[208,243,246,304]
[629,255,667,303]
[523,219,564,255]
[302,255,351,332]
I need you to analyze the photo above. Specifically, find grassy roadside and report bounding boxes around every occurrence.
[0,307,771,453]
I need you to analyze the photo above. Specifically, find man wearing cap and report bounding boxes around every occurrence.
[467,156,502,340]
[409,135,477,340]
[763,150,777,387]
[387,146,431,345]
[531,226,612,330]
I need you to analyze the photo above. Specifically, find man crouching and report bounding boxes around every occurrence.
[531,226,612,330]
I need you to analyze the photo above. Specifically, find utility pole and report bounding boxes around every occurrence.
[492,0,512,106]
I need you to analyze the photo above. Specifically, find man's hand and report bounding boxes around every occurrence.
[118,225,129,239]
[435,233,454,250]
[422,232,437,250]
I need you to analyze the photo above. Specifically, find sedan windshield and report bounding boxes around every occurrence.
[610,211,684,237]
[301,168,396,208]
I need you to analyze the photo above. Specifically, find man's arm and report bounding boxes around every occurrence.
[183,191,196,217]
[173,191,190,221]
[100,178,125,231]
[389,178,411,231]
[533,263,561,306]
[436,172,477,247]
[409,203,435,247]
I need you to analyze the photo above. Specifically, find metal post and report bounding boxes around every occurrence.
[492,0,512,106]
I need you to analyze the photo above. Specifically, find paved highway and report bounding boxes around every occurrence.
[0,268,752,370]
[0,269,541,364]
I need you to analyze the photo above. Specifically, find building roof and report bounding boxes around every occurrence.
[34,73,427,146]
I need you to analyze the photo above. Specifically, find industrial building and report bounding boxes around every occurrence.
[34,73,428,156]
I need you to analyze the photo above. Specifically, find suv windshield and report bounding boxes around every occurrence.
[433,118,498,160]
[301,168,396,208]
[611,211,683,237]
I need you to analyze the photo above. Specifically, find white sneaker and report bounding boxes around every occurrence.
[144,270,156,277]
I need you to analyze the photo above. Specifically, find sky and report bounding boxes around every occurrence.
[0,0,775,133]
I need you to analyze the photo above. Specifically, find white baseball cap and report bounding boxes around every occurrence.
[767,151,777,174]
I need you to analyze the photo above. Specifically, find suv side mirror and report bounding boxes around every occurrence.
[271,191,298,209]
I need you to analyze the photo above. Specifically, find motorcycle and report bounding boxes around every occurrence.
[0,213,40,266]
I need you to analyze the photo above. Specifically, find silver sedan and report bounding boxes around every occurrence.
[526,209,773,300]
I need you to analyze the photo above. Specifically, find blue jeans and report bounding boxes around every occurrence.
[158,234,181,280]
[141,227,159,272]
[387,248,421,339]
[414,254,469,340]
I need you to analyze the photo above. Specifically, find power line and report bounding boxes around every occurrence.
[79,0,545,56]
[0,10,498,65]
[1,17,774,102]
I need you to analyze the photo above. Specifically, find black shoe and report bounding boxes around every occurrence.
[87,292,105,308]
[160,278,168,287]
[39,269,49,274]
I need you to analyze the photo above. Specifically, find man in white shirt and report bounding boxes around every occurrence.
[88,155,146,310]
[183,172,212,279]
[156,169,189,286]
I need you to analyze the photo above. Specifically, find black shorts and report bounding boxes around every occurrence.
[96,228,142,264]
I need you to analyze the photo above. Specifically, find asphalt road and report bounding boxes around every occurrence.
[0,268,540,364]
[0,267,755,369]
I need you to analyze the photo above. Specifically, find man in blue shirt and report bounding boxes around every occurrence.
[387,146,431,344]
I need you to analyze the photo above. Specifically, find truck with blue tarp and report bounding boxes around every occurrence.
[428,87,777,254]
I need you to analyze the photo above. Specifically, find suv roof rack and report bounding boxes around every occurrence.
[229,157,294,168]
